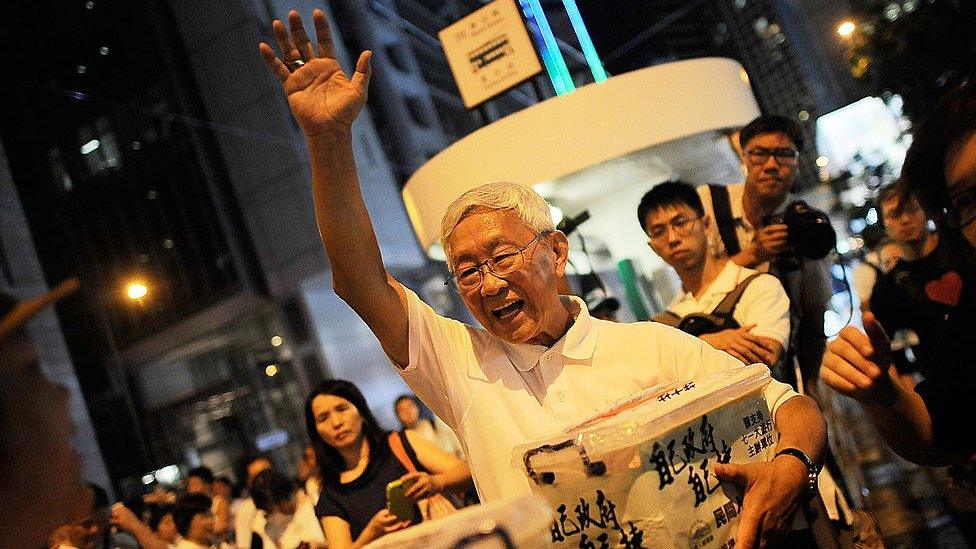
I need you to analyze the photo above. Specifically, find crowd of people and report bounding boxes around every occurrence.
[31,383,473,549]
[3,7,975,549]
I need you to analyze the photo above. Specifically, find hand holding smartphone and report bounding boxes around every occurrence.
[386,478,417,522]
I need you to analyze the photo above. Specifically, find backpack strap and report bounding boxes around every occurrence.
[711,272,763,317]
[388,431,417,473]
[709,184,741,257]
[651,310,683,327]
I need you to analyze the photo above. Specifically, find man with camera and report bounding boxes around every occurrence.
[697,115,834,392]
[639,181,790,367]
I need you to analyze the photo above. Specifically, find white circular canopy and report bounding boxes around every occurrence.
[402,57,761,250]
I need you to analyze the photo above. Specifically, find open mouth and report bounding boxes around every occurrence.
[492,300,524,319]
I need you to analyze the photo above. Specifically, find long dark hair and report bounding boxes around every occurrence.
[902,81,976,227]
[304,379,389,486]
[394,393,437,431]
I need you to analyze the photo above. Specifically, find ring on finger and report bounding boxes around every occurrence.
[286,59,305,70]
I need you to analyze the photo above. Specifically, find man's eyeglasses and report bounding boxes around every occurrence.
[446,232,548,291]
[947,186,976,229]
[745,147,799,165]
[646,216,702,242]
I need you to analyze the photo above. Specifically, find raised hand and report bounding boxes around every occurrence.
[259,9,372,136]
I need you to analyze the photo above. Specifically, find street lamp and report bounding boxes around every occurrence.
[837,20,857,38]
[126,282,148,301]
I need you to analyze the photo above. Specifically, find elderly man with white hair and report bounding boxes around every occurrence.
[259,10,827,547]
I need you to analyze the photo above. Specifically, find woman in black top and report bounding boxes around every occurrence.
[822,81,976,464]
[305,380,471,548]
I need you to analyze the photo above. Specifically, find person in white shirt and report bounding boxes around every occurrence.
[394,394,463,458]
[172,494,218,549]
[232,456,272,548]
[639,181,789,367]
[257,10,827,547]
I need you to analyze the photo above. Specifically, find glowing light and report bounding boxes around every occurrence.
[816,155,830,167]
[80,139,100,155]
[271,335,283,347]
[866,208,878,225]
[560,0,607,83]
[265,364,279,377]
[837,21,856,37]
[126,283,148,300]
[519,0,575,95]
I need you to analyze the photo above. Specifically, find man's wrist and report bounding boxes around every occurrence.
[305,125,353,145]
[773,448,820,497]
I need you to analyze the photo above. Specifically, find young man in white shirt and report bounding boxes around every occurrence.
[258,11,827,547]
[639,181,789,367]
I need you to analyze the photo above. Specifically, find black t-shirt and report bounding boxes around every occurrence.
[870,237,973,372]
[315,432,424,541]
[914,294,976,457]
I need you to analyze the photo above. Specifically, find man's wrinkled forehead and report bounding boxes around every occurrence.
[447,209,529,254]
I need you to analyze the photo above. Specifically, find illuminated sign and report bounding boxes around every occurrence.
[439,0,543,109]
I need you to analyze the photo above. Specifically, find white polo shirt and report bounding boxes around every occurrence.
[394,287,799,503]
[667,261,791,348]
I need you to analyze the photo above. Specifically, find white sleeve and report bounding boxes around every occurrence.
[733,273,791,348]
[762,378,800,419]
[389,287,477,431]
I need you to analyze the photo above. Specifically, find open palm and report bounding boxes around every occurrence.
[259,9,372,135]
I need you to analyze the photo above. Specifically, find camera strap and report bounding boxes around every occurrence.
[708,184,741,256]
[651,272,762,333]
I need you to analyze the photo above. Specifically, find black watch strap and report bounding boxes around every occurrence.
[774,448,820,497]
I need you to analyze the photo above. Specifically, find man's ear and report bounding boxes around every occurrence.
[550,231,570,277]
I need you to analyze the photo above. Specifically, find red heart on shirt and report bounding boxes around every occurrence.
[924,271,963,307]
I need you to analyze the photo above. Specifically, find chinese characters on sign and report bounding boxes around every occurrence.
[658,381,697,402]
[647,415,732,507]
[438,0,542,108]
[523,372,773,549]
[549,490,648,548]
[741,407,774,458]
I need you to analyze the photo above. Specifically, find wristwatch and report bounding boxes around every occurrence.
[774,448,821,498]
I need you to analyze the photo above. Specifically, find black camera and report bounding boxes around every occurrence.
[764,201,836,261]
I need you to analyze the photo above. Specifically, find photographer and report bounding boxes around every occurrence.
[697,115,833,392]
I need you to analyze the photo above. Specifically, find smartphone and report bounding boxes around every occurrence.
[386,478,417,522]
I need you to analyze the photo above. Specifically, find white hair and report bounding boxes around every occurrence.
[439,182,555,267]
